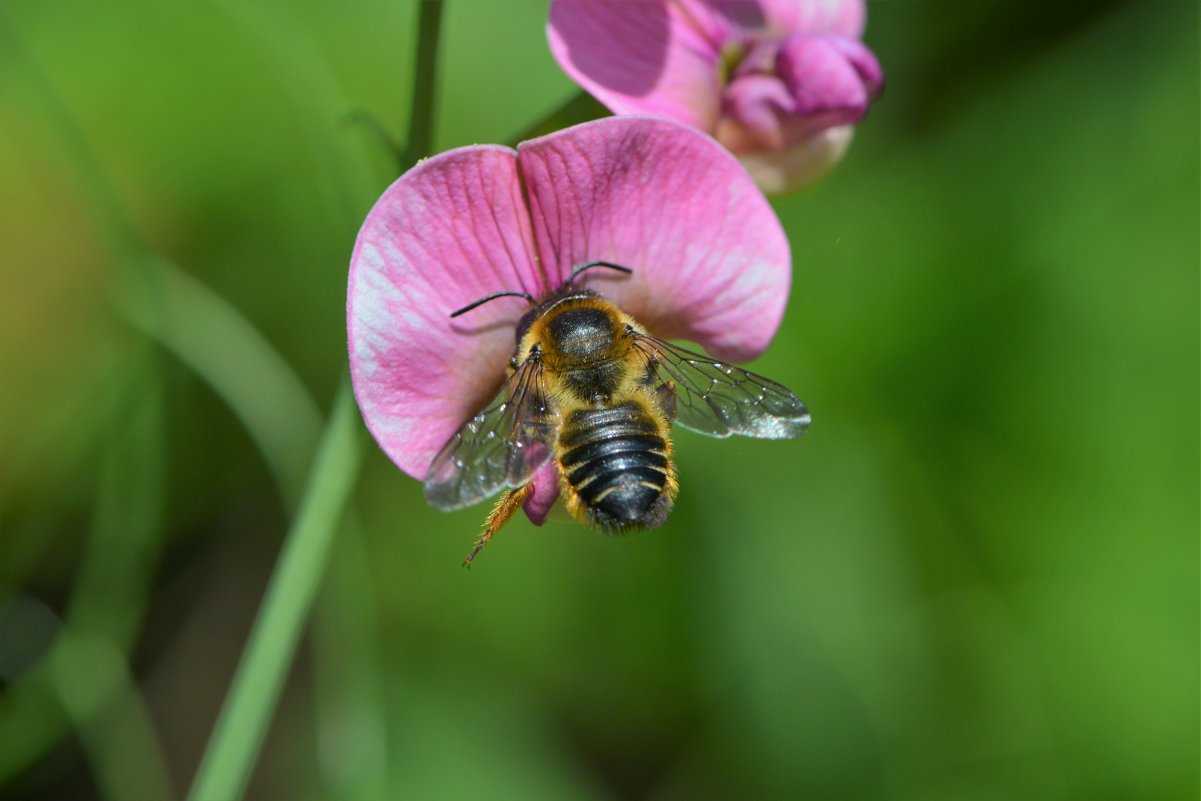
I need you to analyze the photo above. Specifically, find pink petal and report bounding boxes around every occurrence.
[718,34,878,155]
[719,72,797,151]
[671,0,750,42]
[548,0,723,131]
[718,33,880,191]
[776,34,873,122]
[522,462,562,525]
[736,123,854,194]
[757,0,866,38]
[348,146,546,479]
[824,35,885,99]
[517,116,791,362]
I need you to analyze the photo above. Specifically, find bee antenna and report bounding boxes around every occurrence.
[566,260,634,286]
[449,291,535,318]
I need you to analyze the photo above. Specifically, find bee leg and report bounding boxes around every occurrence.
[463,483,533,567]
[655,382,677,423]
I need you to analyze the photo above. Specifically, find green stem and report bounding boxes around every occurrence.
[187,380,363,801]
[188,5,449,795]
[122,249,390,801]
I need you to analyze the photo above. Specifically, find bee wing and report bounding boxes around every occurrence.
[629,331,810,440]
[424,355,558,511]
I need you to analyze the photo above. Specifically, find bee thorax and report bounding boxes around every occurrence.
[545,307,616,364]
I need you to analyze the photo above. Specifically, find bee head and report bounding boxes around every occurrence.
[449,261,633,346]
[516,261,633,345]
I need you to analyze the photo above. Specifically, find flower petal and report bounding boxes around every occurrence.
[736,123,854,193]
[348,146,545,479]
[756,0,866,38]
[548,0,723,130]
[517,116,791,362]
[776,33,881,119]
[825,34,885,100]
[719,72,797,151]
[717,34,879,156]
[522,463,562,525]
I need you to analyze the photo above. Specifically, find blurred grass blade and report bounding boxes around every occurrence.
[51,631,174,801]
[210,0,380,229]
[5,6,382,798]
[65,365,167,644]
[117,254,322,506]
[118,252,390,799]
[189,1,451,793]
[0,368,172,795]
[187,380,362,801]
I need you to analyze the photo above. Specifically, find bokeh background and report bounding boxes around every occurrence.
[2,1,1197,799]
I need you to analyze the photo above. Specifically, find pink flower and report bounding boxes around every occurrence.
[548,0,884,193]
[348,116,792,537]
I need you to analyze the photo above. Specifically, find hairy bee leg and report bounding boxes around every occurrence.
[463,483,533,567]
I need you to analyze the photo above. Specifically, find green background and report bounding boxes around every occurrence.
[1,1,1197,799]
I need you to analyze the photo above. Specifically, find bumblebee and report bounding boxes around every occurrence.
[425,262,811,565]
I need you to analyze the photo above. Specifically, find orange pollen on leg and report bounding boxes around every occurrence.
[463,483,534,568]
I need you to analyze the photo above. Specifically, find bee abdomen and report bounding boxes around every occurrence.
[560,402,674,530]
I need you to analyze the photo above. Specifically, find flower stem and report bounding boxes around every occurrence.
[401,0,444,170]
[188,4,447,798]
[507,91,608,145]
[186,380,363,801]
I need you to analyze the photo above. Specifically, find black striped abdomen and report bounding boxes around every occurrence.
[559,401,674,530]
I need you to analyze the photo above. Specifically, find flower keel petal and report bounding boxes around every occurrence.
[522,462,562,525]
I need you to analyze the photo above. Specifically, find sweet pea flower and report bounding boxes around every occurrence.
[548,0,884,193]
[348,116,790,534]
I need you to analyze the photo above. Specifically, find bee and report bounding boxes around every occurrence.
[425,261,811,565]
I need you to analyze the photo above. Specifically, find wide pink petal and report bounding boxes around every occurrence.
[548,0,723,131]
[348,146,547,479]
[517,116,791,362]
[756,0,866,38]
[671,0,749,42]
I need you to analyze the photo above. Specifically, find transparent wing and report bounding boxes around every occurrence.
[629,330,810,439]
[423,355,557,510]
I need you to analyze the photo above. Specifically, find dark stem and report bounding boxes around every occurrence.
[506,91,609,147]
[402,0,445,169]
[344,108,403,162]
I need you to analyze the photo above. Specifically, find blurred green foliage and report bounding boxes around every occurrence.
[0,1,1197,800]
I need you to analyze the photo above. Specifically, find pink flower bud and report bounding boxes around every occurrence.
[549,0,884,192]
